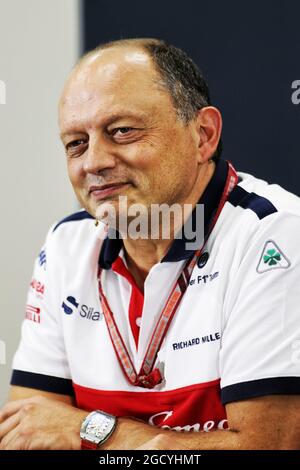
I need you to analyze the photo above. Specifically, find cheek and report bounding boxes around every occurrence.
[153,139,198,193]
[120,143,156,171]
[67,159,84,187]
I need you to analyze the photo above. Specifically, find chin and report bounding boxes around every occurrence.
[78,202,95,218]
[94,201,119,226]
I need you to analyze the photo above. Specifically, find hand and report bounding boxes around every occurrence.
[135,433,190,450]
[0,395,87,450]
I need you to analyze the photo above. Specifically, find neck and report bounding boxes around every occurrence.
[122,160,216,291]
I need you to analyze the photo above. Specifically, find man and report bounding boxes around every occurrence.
[0,38,299,450]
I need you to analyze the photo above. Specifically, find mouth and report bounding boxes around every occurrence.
[88,182,131,200]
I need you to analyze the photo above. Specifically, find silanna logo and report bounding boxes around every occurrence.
[61,296,103,321]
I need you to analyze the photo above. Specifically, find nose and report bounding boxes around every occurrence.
[83,136,116,174]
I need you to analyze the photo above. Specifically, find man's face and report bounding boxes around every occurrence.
[59,47,201,225]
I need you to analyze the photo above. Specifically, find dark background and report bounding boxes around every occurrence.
[82,0,299,195]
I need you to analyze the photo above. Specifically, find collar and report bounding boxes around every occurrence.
[99,158,229,269]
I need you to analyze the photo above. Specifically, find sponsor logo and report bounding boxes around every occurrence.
[172,332,220,351]
[61,296,103,321]
[197,252,209,269]
[256,240,290,273]
[30,278,45,297]
[25,304,41,323]
[38,249,46,270]
[61,296,78,315]
[149,410,228,432]
[189,271,219,286]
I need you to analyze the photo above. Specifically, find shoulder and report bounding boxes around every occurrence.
[43,209,106,261]
[225,170,300,233]
[233,171,300,217]
[52,209,95,232]
[218,171,300,276]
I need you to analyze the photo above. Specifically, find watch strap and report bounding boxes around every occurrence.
[81,439,98,450]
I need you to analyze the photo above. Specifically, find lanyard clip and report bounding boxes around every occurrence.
[136,368,162,389]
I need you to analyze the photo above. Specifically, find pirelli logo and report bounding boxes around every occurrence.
[25,304,41,323]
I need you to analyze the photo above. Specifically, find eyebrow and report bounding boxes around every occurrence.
[60,111,148,139]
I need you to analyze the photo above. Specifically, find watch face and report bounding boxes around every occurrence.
[86,414,107,439]
[81,411,115,445]
[86,424,102,439]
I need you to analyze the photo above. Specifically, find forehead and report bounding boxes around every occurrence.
[59,48,173,132]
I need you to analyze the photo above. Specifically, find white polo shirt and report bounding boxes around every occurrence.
[11,159,300,432]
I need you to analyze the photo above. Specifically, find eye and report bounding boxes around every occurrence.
[66,139,87,150]
[112,127,134,136]
[65,138,88,157]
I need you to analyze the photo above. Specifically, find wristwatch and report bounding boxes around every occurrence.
[80,410,117,449]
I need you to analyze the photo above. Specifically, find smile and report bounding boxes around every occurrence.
[89,182,131,200]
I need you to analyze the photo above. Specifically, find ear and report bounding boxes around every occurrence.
[195,107,222,163]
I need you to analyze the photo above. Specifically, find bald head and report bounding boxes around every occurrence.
[60,38,218,132]
[60,43,163,108]
[58,43,174,143]
[78,38,160,65]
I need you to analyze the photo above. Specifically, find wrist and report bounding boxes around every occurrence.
[70,409,91,450]
[100,416,159,450]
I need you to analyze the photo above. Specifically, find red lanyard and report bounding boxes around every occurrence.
[98,162,238,389]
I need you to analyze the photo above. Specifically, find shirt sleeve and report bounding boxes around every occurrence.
[220,211,300,405]
[11,226,74,396]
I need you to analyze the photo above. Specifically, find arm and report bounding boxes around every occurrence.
[0,386,87,450]
[8,385,75,403]
[1,226,87,450]
[1,392,299,449]
[104,395,300,450]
